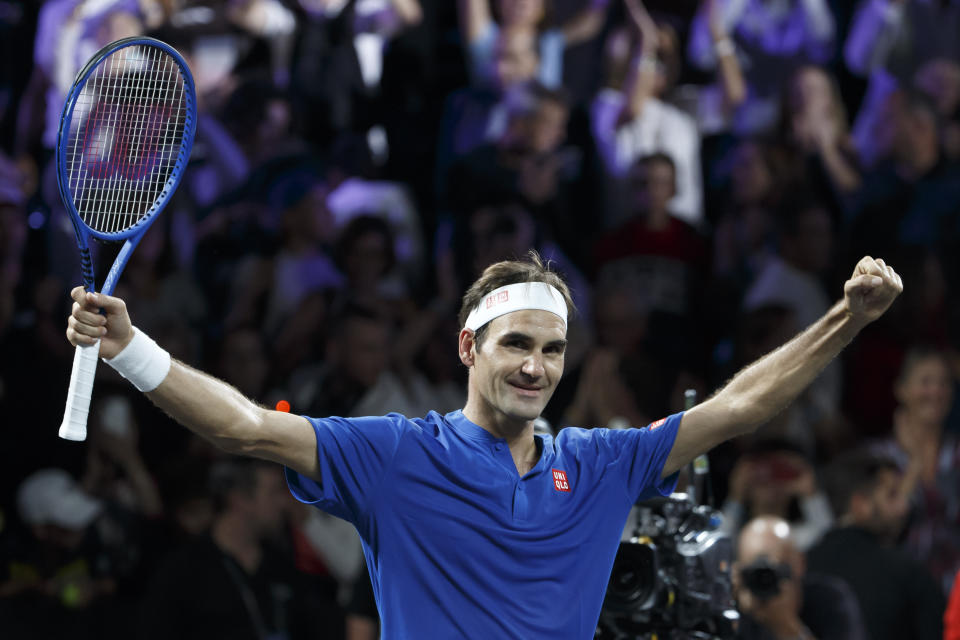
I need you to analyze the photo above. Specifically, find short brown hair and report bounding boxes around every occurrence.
[458,250,576,346]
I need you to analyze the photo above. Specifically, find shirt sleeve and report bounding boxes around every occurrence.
[945,568,960,640]
[595,413,684,503]
[590,89,626,175]
[284,414,406,525]
[798,0,836,51]
[537,29,566,89]
[467,21,498,87]
[844,0,904,75]
[33,1,62,74]
[663,110,703,227]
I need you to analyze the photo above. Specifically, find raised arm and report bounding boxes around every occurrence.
[661,256,903,477]
[619,0,659,121]
[844,0,904,76]
[798,0,836,59]
[703,0,746,110]
[457,0,493,45]
[66,287,319,479]
[389,0,424,28]
[688,0,747,70]
[561,0,611,48]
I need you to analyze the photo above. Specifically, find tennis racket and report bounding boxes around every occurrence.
[58,37,197,441]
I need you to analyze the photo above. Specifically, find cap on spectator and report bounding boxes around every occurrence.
[17,468,103,531]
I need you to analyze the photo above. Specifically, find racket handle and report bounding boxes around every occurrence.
[59,341,101,441]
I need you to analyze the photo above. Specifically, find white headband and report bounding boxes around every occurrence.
[464,282,567,331]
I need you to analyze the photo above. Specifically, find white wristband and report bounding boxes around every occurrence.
[103,327,171,392]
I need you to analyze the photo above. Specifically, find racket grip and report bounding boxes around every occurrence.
[59,341,101,441]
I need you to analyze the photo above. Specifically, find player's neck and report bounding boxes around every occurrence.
[462,400,538,457]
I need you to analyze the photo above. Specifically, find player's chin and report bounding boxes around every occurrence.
[503,396,548,421]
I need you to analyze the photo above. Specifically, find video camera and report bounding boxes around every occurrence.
[739,555,792,602]
[596,494,738,640]
[596,391,738,639]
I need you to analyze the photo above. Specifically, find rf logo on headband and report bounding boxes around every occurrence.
[486,290,509,308]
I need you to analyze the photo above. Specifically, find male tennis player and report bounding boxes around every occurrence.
[66,252,902,639]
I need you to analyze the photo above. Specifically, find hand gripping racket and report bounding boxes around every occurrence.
[58,37,197,441]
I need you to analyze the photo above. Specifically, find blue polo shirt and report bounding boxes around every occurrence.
[285,410,683,639]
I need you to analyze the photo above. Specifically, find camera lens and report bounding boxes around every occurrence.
[741,558,791,601]
[606,542,657,609]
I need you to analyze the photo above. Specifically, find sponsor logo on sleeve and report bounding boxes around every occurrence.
[552,469,571,492]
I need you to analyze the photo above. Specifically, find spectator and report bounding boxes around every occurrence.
[844,89,960,261]
[687,0,835,135]
[591,0,704,228]
[883,347,960,595]
[82,394,163,520]
[779,65,862,201]
[912,57,960,161]
[734,515,867,640]
[332,214,408,308]
[711,138,784,292]
[593,153,709,367]
[324,132,427,287]
[845,0,960,168]
[436,25,541,170]
[257,172,343,337]
[722,442,833,552]
[808,448,946,640]
[444,81,583,258]
[15,0,143,163]
[138,458,334,640]
[685,0,748,134]
[286,301,463,420]
[1,467,143,638]
[291,0,423,151]
[457,0,610,91]
[442,199,590,320]
[219,77,308,170]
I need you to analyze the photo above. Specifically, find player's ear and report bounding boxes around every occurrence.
[458,328,476,367]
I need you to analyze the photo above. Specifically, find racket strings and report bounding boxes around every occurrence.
[65,44,189,235]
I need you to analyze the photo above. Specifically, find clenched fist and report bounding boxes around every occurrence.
[843,256,903,326]
[66,287,134,359]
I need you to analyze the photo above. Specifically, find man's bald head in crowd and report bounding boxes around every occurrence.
[738,516,805,580]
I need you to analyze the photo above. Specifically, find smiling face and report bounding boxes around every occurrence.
[461,309,567,431]
[896,354,953,426]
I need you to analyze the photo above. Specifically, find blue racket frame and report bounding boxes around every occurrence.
[56,36,198,298]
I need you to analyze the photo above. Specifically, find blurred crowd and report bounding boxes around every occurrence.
[1,0,960,638]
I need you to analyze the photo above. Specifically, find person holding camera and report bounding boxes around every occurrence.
[735,516,867,640]
[807,448,946,640]
[722,442,833,553]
